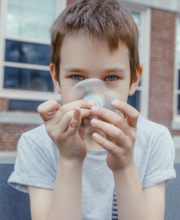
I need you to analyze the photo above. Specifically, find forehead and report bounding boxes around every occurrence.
[60,35,130,69]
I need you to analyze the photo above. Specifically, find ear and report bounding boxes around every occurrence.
[128,65,143,96]
[50,63,61,94]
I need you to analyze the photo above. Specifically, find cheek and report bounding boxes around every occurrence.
[114,81,130,102]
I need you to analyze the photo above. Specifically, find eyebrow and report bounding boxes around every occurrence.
[64,67,125,75]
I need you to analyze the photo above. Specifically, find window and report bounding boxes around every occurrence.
[176,18,180,115]
[127,11,142,112]
[0,0,66,101]
[121,3,151,119]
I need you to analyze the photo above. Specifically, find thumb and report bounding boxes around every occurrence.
[37,99,61,122]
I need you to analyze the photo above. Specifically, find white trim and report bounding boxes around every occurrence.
[3,62,50,71]
[0,90,61,101]
[139,8,151,119]
[0,152,17,163]
[172,15,180,129]
[0,112,43,124]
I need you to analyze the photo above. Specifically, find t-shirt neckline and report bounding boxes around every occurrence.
[87,148,108,156]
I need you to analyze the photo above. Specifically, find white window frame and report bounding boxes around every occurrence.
[120,1,151,119]
[0,0,66,102]
[172,15,180,130]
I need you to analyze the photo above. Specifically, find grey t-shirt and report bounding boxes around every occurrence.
[7,117,176,220]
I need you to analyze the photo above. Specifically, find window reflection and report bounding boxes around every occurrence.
[128,91,140,112]
[4,67,54,92]
[178,95,180,114]
[5,40,51,66]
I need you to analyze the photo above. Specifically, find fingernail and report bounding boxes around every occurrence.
[88,100,95,107]
[111,100,119,107]
[91,106,98,114]
[92,133,99,140]
[91,118,97,126]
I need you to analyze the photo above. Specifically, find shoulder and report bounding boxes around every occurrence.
[136,117,172,150]
[19,124,56,153]
[137,117,168,138]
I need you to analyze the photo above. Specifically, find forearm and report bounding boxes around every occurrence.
[47,155,83,220]
[113,162,155,220]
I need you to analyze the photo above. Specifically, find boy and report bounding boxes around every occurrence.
[7,0,176,220]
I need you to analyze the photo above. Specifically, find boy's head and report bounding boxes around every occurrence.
[49,0,142,104]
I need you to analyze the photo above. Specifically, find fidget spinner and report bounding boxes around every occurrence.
[70,78,119,112]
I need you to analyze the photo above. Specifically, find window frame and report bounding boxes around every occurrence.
[172,14,180,129]
[0,0,66,101]
[120,1,151,119]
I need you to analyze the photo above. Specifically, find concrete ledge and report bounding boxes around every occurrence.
[0,112,43,124]
[173,136,180,150]
[171,120,180,130]
[0,152,17,163]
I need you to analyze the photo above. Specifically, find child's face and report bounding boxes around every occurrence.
[50,35,142,105]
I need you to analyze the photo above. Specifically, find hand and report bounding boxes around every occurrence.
[38,99,94,164]
[89,100,139,172]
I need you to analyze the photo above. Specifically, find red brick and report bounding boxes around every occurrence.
[0,97,9,112]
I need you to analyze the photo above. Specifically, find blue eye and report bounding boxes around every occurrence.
[105,75,118,81]
[71,75,84,81]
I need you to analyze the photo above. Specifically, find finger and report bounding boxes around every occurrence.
[90,118,127,147]
[37,99,60,122]
[92,133,120,155]
[55,108,92,133]
[111,100,139,128]
[67,107,82,136]
[47,100,94,127]
[90,106,131,136]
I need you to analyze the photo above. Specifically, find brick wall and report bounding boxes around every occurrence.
[149,9,180,136]
[0,124,38,151]
[0,98,9,112]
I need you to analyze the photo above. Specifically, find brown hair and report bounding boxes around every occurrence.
[50,0,140,86]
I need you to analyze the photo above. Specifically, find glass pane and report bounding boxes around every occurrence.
[25,7,39,23]
[177,19,180,66]
[42,0,56,9]
[131,12,141,28]
[7,4,23,20]
[178,70,180,89]
[40,10,55,25]
[131,11,141,59]
[4,67,27,89]
[6,20,21,37]
[29,70,54,91]
[40,26,50,41]
[26,0,40,7]
[23,23,38,39]
[138,79,142,87]
[5,40,51,66]
[178,94,180,114]
[4,67,54,92]
[9,0,23,3]
[9,99,44,111]
[128,90,140,112]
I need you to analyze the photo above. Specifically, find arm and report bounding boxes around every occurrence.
[28,159,83,220]
[30,99,93,220]
[88,100,165,220]
[114,164,165,220]
[47,159,83,220]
